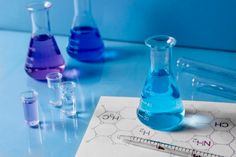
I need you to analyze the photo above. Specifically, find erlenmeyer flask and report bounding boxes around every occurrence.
[25,1,65,81]
[67,0,104,62]
[137,35,185,131]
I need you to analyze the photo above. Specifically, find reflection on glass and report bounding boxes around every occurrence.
[27,128,43,155]
[60,113,79,143]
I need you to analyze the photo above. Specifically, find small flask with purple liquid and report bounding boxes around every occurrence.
[67,0,104,62]
[25,1,65,81]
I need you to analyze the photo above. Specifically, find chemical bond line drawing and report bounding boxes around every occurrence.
[85,101,236,157]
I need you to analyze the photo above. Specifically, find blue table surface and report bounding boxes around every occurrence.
[0,30,235,157]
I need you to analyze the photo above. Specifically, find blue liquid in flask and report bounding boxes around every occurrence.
[67,26,104,62]
[137,69,185,131]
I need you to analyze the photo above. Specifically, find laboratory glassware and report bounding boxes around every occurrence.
[176,57,236,100]
[25,1,65,81]
[46,72,63,107]
[21,90,40,127]
[137,35,185,131]
[192,77,236,101]
[67,0,104,62]
[60,81,77,117]
[176,57,236,84]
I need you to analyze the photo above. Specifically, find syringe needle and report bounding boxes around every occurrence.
[119,135,224,157]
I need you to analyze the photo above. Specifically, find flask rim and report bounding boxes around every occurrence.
[145,35,176,49]
[46,72,63,81]
[27,1,52,12]
[60,81,77,90]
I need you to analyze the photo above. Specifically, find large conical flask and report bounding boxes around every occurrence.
[67,0,104,62]
[137,35,185,131]
[25,1,65,81]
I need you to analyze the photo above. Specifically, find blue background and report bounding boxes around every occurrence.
[0,0,236,51]
[0,1,236,157]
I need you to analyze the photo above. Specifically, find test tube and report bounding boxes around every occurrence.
[60,81,77,117]
[192,77,236,100]
[46,72,63,107]
[176,57,236,84]
[21,90,40,127]
[176,57,236,100]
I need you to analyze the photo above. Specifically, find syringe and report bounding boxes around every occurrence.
[119,135,224,157]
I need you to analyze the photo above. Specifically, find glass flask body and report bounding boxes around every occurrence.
[67,0,104,62]
[137,35,185,131]
[25,1,65,81]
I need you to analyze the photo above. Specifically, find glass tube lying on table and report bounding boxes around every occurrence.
[176,57,236,100]
[192,77,236,100]
[176,57,236,84]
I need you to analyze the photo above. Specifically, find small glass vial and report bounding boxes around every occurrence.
[21,90,40,127]
[60,81,77,117]
[25,1,65,80]
[137,35,185,131]
[46,72,63,107]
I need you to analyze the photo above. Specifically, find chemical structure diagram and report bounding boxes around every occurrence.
[84,101,236,157]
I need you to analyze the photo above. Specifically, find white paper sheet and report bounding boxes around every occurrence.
[76,96,236,157]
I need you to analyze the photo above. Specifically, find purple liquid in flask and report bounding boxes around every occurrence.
[25,34,65,80]
[25,1,65,81]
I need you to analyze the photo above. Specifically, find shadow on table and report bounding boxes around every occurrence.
[171,108,214,132]
[63,57,104,84]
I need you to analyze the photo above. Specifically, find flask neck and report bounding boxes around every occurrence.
[145,35,176,76]
[28,2,52,37]
[73,0,95,28]
[30,11,51,36]
[150,48,172,75]
[74,0,91,16]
